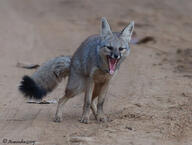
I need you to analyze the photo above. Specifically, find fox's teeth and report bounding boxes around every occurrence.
[109,70,114,75]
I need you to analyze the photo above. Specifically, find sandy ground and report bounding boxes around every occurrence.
[0,0,192,145]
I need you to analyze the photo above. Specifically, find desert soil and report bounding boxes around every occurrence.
[0,0,192,145]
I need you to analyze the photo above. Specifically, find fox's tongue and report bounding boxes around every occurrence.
[108,57,118,75]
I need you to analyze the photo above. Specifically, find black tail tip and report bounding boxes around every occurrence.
[19,75,47,100]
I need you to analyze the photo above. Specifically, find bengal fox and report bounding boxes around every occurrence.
[19,17,134,123]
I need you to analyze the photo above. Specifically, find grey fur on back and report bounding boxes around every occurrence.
[32,56,71,92]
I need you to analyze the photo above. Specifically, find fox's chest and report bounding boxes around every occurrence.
[92,69,113,83]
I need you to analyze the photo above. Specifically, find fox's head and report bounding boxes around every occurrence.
[98,17,134,75]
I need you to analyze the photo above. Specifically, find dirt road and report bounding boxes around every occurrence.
[0,0,192,145]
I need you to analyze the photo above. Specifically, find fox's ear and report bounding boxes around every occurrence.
[100,17,113,39]
[120,21,134,42]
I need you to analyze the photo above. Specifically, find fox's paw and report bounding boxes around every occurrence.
[79,116,89,124]
[54,116,62,123]
[97,114,107,123]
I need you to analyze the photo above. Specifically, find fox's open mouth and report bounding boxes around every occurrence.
[107,56,119,75]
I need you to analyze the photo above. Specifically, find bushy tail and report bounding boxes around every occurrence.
[19,56,71,100]
[19,75,47,100]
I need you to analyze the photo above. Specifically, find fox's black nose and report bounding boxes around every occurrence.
[114,54,119,59]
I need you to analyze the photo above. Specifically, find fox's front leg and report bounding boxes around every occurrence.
[80,78,94,124]
[97,81,109,123]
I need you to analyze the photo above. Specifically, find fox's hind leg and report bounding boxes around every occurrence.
[54,73,85,122]
[54,95,69,122]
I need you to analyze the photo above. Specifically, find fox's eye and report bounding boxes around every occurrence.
[107,46,113,50]
[119,47,125,51]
